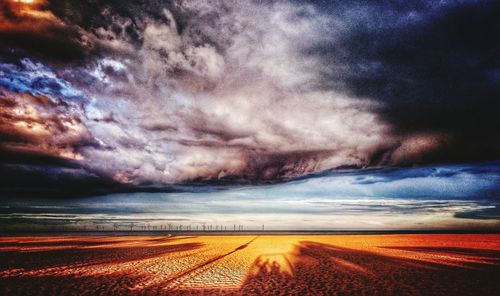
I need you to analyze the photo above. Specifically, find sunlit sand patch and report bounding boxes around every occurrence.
[329,256,373,275]
[161,236,262,291]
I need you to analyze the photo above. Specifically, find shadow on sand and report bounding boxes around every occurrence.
[236,241,500,296]
[1,239,499,295]
[0,236,202,271]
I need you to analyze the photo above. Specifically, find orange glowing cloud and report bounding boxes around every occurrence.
[0,90,89,161]
[2,0,56,22]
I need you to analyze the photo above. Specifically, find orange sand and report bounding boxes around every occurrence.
[0,234,499,295]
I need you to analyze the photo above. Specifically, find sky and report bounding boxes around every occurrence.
[2,163,499,230]
[0,0,499,230]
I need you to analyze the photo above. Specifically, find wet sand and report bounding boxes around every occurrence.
[0,234,499,295]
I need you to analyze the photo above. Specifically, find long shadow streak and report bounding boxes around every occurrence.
[162,236,260,288]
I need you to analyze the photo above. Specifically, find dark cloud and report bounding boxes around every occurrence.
[0,158,188,198]
[310,0,500,162]
[0,162,119,198]
[0,0,89,63]
[454,206,500,220]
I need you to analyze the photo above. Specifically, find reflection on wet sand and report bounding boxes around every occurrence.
[0,234,499,295]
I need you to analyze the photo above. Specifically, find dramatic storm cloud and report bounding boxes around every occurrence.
[1,0,499,193]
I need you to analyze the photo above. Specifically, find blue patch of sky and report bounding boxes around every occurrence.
[0,58,85,101]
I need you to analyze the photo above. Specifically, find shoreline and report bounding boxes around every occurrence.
[1,230,499,236]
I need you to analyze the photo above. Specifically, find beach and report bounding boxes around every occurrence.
[0,234,499,295]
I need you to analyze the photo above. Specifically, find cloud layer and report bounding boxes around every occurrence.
[1,0,499,191]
